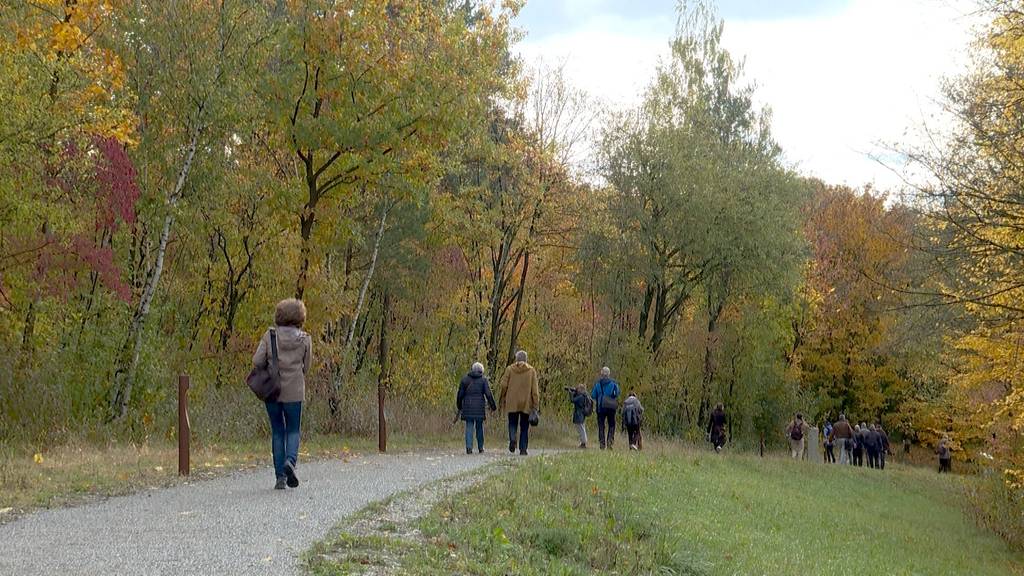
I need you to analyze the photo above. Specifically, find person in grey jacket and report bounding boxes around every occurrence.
[253,298,313,490]
[457,362,497,454]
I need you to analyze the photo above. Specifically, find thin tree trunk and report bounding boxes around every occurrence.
[505,250,530,366]
[110,128,199,420]
[332,201,391,395]
[377,288,390,453]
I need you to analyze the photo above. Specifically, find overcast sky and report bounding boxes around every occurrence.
[514,0,981,191]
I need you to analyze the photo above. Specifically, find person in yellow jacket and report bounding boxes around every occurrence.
[499,350,540,456]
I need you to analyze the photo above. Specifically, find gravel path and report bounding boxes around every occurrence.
[0,450,514,575]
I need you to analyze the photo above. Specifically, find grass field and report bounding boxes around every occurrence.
[308,443,1024,575]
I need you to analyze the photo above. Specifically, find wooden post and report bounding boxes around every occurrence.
[178,374,190,476]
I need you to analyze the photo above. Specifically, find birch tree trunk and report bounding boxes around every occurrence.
[110,128,200,420]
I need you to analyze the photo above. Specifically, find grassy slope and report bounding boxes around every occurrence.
[310,444,1024,576]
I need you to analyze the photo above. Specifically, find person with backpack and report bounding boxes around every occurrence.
[936,435,952,473]
[456,362,497,454]
[822,420,835,463]
[707,403,728,453]
[828,414,854,465]
[566,384,592,449]
[499,350,540,456]
[252,298,312,490]
[786,413,809,459]
[590,367,620,450]
[622,392,644,450]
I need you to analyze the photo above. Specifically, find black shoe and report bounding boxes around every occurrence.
[579,443,587,449]
[467,448,473,455]
[509,441,516,453]
[284,461,299,488]
[478,448,485,454]
[519,450,528,456]
[274,478,287,490]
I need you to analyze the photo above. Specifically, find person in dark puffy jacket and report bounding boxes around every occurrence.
[456,362,497,454]
[707,403,728,453]
[863,424,883,469]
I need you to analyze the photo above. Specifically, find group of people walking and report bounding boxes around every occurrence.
[819,414,891,469]
[456,358,646,454]
[248,299,954,490]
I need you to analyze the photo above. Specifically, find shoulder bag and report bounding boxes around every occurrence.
[246,328,281,402]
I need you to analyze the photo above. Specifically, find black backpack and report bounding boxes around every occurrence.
[790,421,804,441]
[623,403,641,427]
[582,394,594,417]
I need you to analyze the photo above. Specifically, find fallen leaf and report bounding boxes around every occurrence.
[33,453,44,464]
[0,507,13,515]
[154,466,164,472]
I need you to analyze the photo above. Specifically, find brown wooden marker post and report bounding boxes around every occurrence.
[178,374,190,476]
[378,289,390,453]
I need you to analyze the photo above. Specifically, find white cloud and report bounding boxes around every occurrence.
[516,0,981,190]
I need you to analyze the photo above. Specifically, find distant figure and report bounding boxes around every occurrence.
[456,362,497,454]
[622,392,644,450]
[877,424,891,470]
[707,403,728,453]
[786,413,809,460]
[566,384,592,449]
[936,436,952,473]
[590,367,621,450]
[851,425,865,467]
[822,420,836,463]
[829,414,854,465]
[499,350,540,456]
[863,424,882,469]
[253,298,312,490]
[903,436,912,460]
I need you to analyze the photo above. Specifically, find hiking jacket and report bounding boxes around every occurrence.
[457,369,496,421]
[253,325,312,403]
[499,361,540,414]
[622,395,644,428]
[707,408,727,434]
[878,429,891,452]
[590,378,620,413]
[829,420,854,441]
[570,390,589,424]
[862,430,883,452]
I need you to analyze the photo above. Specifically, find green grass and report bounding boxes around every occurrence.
[308,443,1024,575]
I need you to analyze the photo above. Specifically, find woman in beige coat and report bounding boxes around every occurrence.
[499,350,540,456]
[253,299,312,490]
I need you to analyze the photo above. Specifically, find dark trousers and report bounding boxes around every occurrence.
[879,451,886,470]
[939,458,952,473]
[626,424,641,448]
[867,449,880,469]
[853,449,864,466]
[464,418,484,453]
[266,401,302,480]
[824,443,836,463]
[507,412,530,454]
[597,409,616,448]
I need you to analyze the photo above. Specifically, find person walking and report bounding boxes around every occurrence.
[253,298,312,490]
[622,392,644,450]
[707,403,728,453]
[852,425,865,467]
[877,424,891,470]
[567,384,592,449]
[822,420,836,463]
[590,367,621,450]
[829,414,854,465]
[786,413,809,460]
[499,350,540,456]
[936,436,952,473]
[863,424,882,469]
[456,362,497,454]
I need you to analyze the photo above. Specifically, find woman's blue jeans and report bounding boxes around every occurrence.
[266,401,302,479]
[465,418,484,452]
